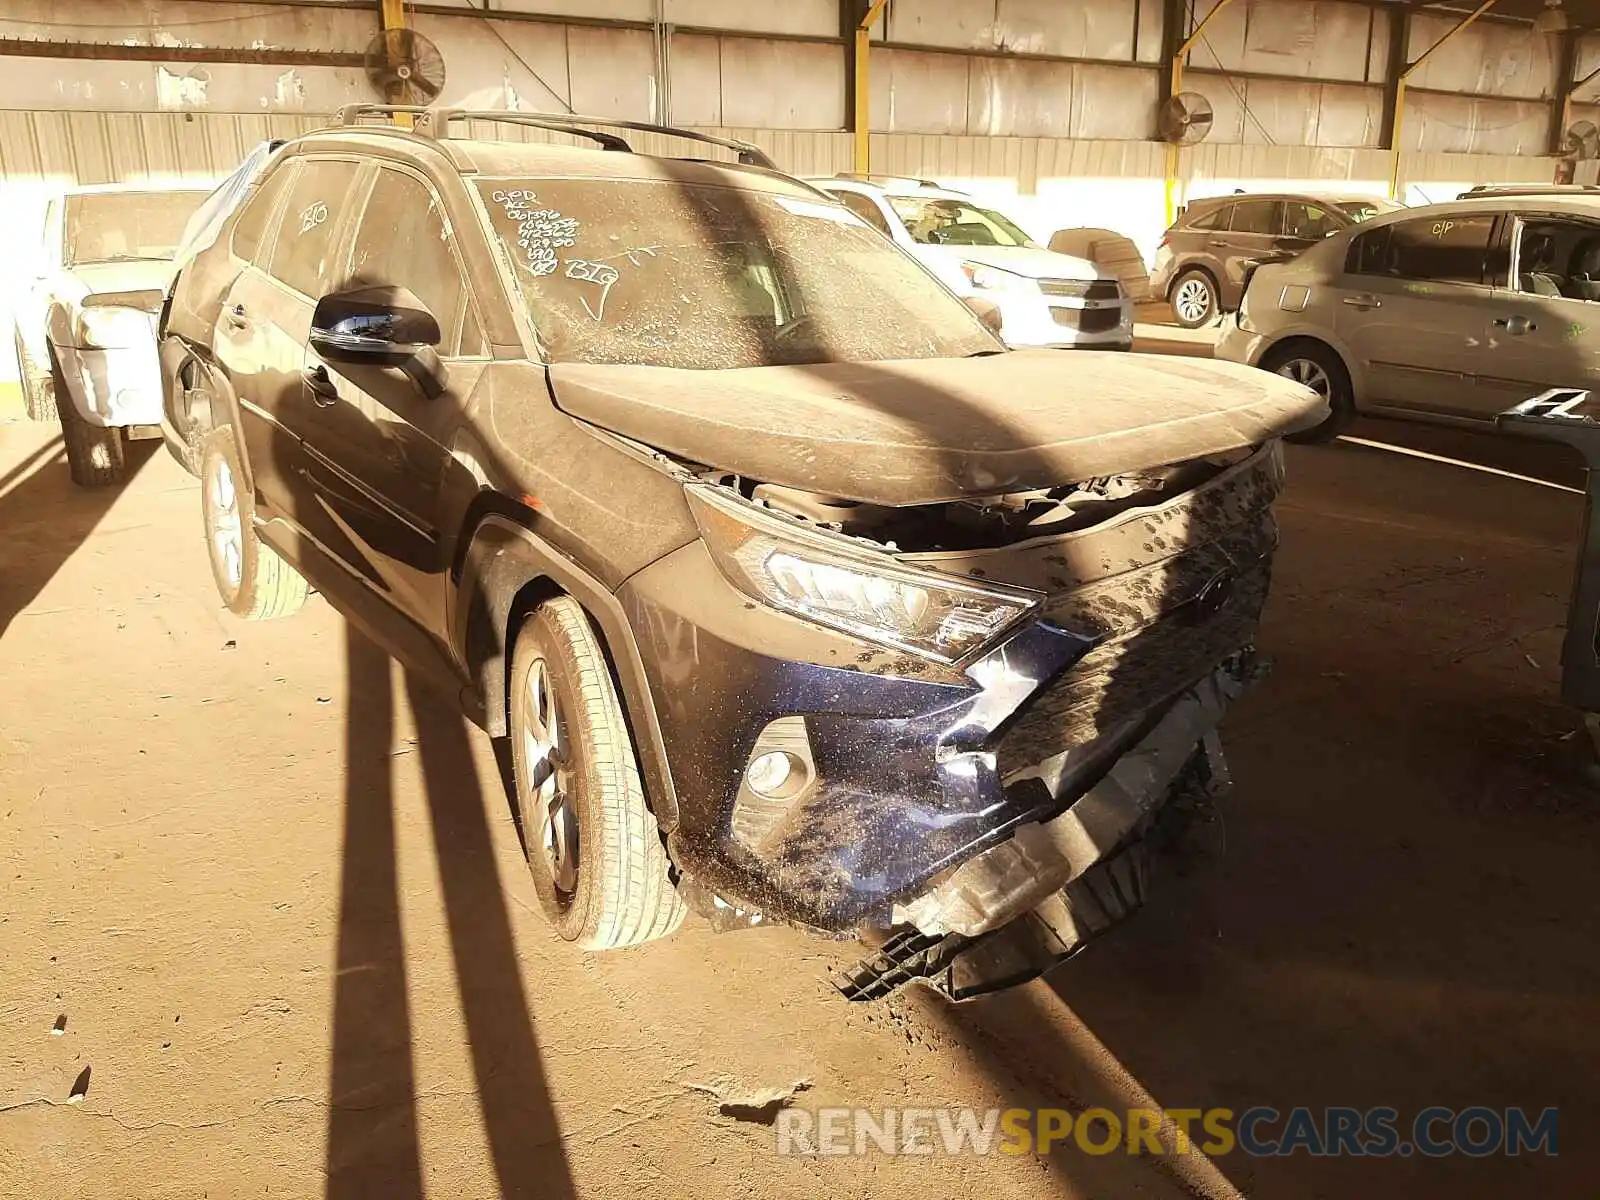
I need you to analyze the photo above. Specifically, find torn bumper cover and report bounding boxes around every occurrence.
[834,658,1257,1002]
[892,655,1258,940]
[620,443,1284,941]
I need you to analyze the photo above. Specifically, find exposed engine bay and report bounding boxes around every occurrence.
[701,447,1253,553]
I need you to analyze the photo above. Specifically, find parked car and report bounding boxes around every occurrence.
[160,107,1321,999]
[806,174,1135,351]
[1216,193,1600,443]
[1151,192,1401,329]
[13,184,210,485]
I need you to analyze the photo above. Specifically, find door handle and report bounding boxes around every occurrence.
[1207,239,1228,247]
[1493,314,1536,335]
[222,302,248,331]
[304,365,339,407]
[1341,294,1382,310]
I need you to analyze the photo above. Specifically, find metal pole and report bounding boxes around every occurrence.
[379,0,414,128]
[854,0,889,174]
[1165,0,1238,225]
[1388,0,1498,198]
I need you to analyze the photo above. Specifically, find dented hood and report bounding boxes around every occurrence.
[549,349,1326,506]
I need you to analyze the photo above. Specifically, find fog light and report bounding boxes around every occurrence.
[746,750,793,796]
[732,718,817,852]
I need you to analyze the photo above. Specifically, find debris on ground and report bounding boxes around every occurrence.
[686,1075,813,1125]
[67,1066,91,1104]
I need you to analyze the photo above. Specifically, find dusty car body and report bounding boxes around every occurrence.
[13,183,209,485]
[159,107,1322,999]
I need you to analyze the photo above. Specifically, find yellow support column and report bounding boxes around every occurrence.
[1164,0,1237,226]
[1388,0,1498,199]
[379,0,414,128]
[854,0,889,175]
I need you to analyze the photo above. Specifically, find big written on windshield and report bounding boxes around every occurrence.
[473,177,997,370]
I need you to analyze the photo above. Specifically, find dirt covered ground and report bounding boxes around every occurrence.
[0,414,1595,1199]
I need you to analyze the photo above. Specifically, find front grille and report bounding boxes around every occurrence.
[1053,306,1122,334]
[1039,278,1122,301]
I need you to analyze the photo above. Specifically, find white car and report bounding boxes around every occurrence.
[806,174,1134,351]
[13,183,209,486]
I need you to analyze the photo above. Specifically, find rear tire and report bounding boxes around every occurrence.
[1169,269,1218,329]
[13,328,56,422]
[51,345,125,488]
[199,426,308,620]
[1262,341,1356,445]
[509,596,685,950]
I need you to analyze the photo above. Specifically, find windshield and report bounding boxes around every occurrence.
[1335,198,1402,224]
[885,196,1035,247]
[64,190,208,265]
[475,179,999,369]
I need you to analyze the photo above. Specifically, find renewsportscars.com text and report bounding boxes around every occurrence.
[774,1105,1558,1158]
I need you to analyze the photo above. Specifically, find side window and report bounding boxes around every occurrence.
[267,159,361,298]
[1284,202,1337,240]
[1514,218,1600,302]
[1346,225,1391,276]
[230,163,296,266]
[342,167,475,355]
[1188,205,1227,231]
[832,190,893,237]
[1387,215,1494,284]
[1229,200,1281,235]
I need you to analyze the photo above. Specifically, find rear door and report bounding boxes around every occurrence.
[1473,212,1600,414]
[1331,211,1502,417]
[296,162,491,633]
[218,156,363,522]
[1217,199,1285,309]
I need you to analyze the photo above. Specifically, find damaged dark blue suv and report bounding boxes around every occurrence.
[159,106,1322,1000]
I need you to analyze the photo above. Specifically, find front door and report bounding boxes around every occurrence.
[296,163,489,635]
[1332,211,1501,417]
[221,157,363,529]
[1472,213,1600,415]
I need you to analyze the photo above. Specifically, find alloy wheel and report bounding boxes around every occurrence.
[521,657,579,898]
[1175,277,1212,324]
[208,456,244,592]
[1275,357,1332,398]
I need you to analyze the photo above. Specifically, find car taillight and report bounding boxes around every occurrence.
[1158,232,1172,250]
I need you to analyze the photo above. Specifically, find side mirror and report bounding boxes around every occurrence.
[310,284,446,397]
[310,284,439,365]
[964,295,1003,335]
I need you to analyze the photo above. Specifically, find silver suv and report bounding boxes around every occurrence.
[1217,193,1600,442]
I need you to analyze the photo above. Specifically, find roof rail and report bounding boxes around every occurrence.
[331,103,432,128]
[832,171,945,189]
[415,109,778,169]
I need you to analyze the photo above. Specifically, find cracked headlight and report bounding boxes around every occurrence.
[688,485,1041,664]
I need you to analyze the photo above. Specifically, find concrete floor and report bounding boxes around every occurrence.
[1,411,1595,1199]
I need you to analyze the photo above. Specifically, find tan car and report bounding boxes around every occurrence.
[1216,193,1600,442]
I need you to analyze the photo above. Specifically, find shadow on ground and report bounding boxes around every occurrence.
[324,627,575,1200]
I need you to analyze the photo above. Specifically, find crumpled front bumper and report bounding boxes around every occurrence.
[616,446,1282,936]
[619,538,1101,933]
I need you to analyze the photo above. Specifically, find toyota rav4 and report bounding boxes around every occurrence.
[159,106,1322,1000]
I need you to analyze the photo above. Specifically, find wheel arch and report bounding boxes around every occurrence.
[457,513,681,833]
[1168,261,1219,300]
[1258,332,1357,397]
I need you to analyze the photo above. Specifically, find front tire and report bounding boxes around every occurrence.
[509,597,685,950]
[200,426,308,620]
[51,345,125,488]
[1169,269,1218,329]
[1261,341,1356,445]
[13,328,56,422]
